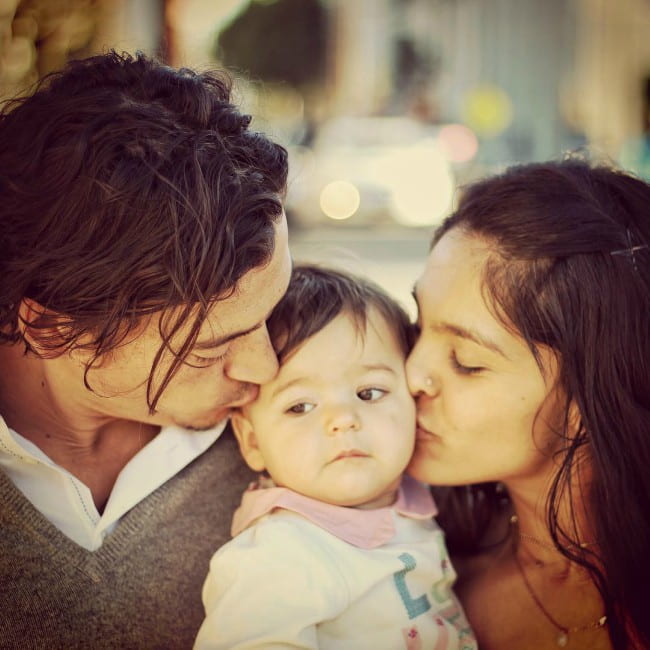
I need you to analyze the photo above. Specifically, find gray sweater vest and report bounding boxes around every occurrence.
[0,428,255,649]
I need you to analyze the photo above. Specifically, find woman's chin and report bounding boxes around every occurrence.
[407,451,472,487]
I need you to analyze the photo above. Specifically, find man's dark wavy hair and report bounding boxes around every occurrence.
[432,158,650,650]
[0,50,288,410]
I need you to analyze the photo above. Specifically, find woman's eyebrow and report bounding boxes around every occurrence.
[411,287,507,359]
[435,322,508,359]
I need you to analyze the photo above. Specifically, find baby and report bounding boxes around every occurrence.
[194,264,476,650]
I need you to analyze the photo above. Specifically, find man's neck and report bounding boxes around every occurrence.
[0,343,158,511]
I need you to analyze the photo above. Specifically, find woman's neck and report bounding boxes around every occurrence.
[504,462,596,570]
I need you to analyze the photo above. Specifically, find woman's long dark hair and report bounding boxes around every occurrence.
[433,158,650,649]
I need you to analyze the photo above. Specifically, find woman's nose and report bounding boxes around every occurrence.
[406,350,440,398]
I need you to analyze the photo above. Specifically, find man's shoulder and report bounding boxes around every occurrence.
[180,425,249,474]
[165,427,255,508]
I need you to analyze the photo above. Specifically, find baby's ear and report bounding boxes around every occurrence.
[230,410,266,472]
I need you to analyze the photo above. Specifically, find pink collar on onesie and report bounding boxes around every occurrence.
[231,475,437,549]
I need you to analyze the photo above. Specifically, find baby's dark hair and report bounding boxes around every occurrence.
[267,264,414,362]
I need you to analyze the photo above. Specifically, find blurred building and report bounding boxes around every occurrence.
[327,0,650,166]
[573,0,650,164]
[0,0,101,98]
[2,0,648,172]
[1,0,647,304]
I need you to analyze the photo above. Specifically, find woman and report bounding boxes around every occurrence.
[406,158,649,650]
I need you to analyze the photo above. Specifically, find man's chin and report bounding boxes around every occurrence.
[173,408,232,432]
[166,387,258,431]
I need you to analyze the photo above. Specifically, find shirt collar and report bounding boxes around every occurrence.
[0,414,39,464]
[231,474,437,549]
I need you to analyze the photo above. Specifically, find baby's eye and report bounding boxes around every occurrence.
[286,402,315,415]
[357,387,387,402]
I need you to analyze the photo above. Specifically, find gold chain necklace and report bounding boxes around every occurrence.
[510,515,607,647]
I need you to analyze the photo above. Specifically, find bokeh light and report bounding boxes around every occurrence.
[370,140,455,227]
[462,84,513,138]
[319,180,361,220]
[437,123,479,163]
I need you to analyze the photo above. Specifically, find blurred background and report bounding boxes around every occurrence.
[1,0,649,311]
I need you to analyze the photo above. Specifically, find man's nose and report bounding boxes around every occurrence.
[224,326,279,385]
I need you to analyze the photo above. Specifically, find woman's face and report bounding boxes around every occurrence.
[406,227,566,487]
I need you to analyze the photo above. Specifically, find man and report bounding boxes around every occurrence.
[0,51,291,648]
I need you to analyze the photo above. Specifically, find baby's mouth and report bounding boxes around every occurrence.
[332,449,370,462]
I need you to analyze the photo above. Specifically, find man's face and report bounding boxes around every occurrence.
[56,215,292,431]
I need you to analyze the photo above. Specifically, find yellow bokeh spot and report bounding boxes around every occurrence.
[462,85,513,138]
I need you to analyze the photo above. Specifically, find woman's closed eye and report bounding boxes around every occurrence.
[357,387,387,401]
[450,351,484,375]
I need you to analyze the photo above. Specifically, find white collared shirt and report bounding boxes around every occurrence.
[0,414,226,550]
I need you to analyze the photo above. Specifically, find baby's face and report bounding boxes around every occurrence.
[232,308,416,509]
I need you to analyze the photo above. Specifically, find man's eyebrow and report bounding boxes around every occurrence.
[194,322,263,350]
[194,295,283,351]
